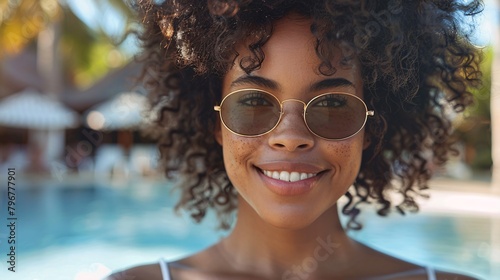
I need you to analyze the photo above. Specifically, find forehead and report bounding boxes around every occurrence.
[222,15,363,97]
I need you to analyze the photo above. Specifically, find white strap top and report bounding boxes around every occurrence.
[158,258,436,280]
[159,258,172,280]
[365,267,437,280]
[427,267,437,280]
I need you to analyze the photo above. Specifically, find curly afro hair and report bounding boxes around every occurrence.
[135,0,483,230]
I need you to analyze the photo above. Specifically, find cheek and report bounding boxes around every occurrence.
[325,138,364,176]
[221,130,263,177]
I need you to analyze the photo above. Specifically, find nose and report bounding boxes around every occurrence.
[268,101,315,152]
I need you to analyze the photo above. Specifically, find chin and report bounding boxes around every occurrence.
[257,205,324,231]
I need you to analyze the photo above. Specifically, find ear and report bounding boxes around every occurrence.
[215,117,223,146]
[363,133,371,150]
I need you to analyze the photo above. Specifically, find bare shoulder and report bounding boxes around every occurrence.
[435,270,482,280]
[104,263,162,280]
[356,242,481,280]
[103,244,222,280]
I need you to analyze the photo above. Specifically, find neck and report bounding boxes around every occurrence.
[219,199,358,279]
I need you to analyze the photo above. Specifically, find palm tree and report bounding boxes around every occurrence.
[0,0,57,57]
[0,0,136,91]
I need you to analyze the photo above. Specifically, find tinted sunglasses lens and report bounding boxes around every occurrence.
[220,90,281,136]
[305,94,367,139]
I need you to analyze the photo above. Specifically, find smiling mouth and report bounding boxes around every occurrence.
[260,169,318,182]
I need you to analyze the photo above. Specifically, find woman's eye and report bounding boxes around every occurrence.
[239,93,273,107]
[243,98,271,106]
[312,95,347,107]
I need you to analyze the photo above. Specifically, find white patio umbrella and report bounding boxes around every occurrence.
[84,92,150,131]
[0,88,79,130]
[0,88,79,172]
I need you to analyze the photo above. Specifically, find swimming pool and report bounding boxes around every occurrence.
[0,177,498,280]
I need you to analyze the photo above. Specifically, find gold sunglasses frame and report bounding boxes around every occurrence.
[214,89,375,141]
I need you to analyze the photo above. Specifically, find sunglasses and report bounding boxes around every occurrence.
[214,89,375,140]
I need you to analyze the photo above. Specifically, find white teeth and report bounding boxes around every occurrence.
[290,172,300,182]
[279,171,289,181]
[262,170,316,182]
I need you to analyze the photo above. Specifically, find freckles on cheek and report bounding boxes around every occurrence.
[325,142,356,157]
[221,134,265,193]
[222,132,261,168]
[325,140,364,171]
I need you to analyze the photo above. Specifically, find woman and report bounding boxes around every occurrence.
[109,0,483,279]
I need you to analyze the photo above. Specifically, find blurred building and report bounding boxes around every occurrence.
[0,49,158,181]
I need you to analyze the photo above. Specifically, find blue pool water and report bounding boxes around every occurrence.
[0,178,498,280]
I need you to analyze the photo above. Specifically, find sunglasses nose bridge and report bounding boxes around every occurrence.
[279,99,307,114]
[275,99,308,130]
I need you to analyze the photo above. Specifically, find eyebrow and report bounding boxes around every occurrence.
[309,78,355,92]
[230,76,280,91]
[230,75,355,92]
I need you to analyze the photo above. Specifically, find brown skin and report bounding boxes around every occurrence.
[107,16,478,280]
